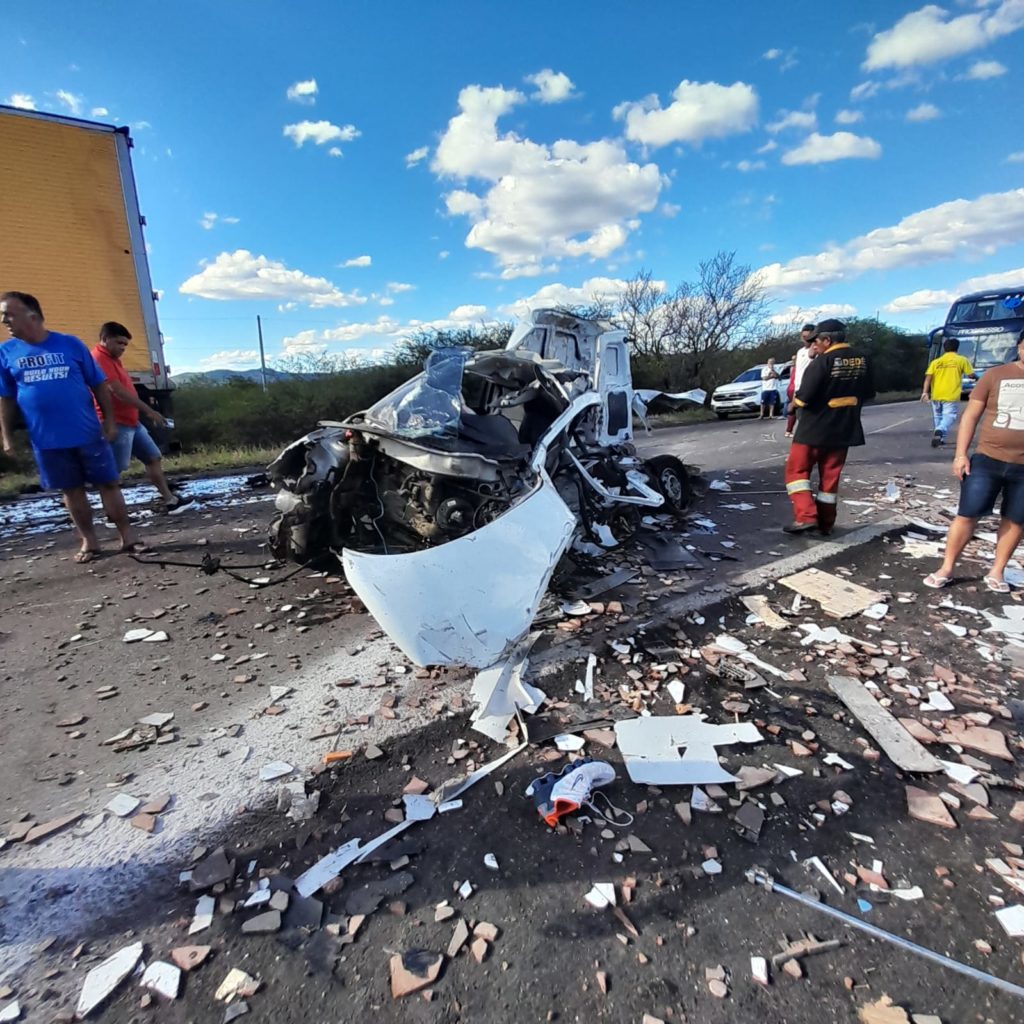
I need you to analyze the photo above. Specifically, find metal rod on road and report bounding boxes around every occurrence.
[754,873,1024,1000]
[257,314,268,392]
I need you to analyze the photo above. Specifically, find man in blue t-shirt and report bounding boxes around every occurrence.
[0,291,141,562]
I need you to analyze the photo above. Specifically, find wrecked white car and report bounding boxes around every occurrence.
[268,309,703,667]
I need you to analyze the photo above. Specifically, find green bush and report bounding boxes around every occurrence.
[172,363,414,452]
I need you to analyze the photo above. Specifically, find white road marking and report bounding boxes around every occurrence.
[867,416,915,435]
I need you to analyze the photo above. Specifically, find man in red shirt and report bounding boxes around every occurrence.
[91,321,194,514]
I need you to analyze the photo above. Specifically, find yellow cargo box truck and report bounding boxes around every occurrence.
[0,104,172,414]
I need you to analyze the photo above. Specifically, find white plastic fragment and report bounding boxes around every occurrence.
[804,856,844,896]
[188,895,216,935]
[122,628,154,643]
[458,880,474,899]
[702,859,723,875]
[438,799,464,813]
[891,887,925,901]
[667,680,686,705]
[751,956,770,985]
[75,941,144,1018]
[140,961,181,1000]
[938,760,978,784]
[0,1001,20,1022]
[614,714,764,785]
[585,882,616,909]
[483,853,499,872]
[994,905,1024,938]
[259,761,294,782]
[554,734,585,752]
[141,630,169,642]
[823,753,854,770]
[105,793,141,818]
[560,599,591,616]
[923,691,955,712]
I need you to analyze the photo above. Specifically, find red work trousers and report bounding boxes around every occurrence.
[784,444,848,532]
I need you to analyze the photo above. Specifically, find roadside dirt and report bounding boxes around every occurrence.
[5,516,1022,1024]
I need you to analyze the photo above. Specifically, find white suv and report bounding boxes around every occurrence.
[710,363,792,420]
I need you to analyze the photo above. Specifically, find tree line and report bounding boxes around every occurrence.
[4,251,930,464]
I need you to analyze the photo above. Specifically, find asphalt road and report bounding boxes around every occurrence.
[0,399,956,978]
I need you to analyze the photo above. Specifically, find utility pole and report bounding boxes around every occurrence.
[256,314,268,392]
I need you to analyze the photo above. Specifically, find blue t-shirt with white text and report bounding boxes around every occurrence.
[0,332,106,449]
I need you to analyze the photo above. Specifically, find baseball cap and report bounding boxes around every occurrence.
[813,318,845,337]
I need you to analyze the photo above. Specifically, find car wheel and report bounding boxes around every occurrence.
[716,412,729,420]
[645,455,691,512]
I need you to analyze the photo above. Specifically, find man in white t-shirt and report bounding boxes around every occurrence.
[785,323,816,438]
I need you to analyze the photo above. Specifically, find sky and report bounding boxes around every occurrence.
[4,0,1024,374]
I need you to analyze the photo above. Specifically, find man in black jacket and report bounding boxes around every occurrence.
[783,319,875,535]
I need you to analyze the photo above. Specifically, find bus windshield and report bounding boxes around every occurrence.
[948,295,1024,325]
[974,334,1018,365]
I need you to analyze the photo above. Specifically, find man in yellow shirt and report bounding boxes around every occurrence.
[921,338,976,447]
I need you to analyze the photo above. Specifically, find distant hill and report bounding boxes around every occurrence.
[171,367,315,387]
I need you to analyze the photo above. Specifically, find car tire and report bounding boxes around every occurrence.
[716,412,729,420]
[645,454,692,512]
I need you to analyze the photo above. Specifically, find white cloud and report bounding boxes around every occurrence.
[883,266,1024,314]
[91,106,109,117]
[438,250,450,260]
[613,79,759,147]
[405,145,429,167]
[328,146,342,158]
[763,48,782,60]
[6,93,35,109]
[963,59,1008,79]
[781,131,882,165]
[849,81,881,102]
[280,311,500,357]
[864,1,1024,70]
[736,159,766,172]
[283,120,361,150]
[56,89,82,115]
[387,281,415,293]
[756,139,778,154]
[431,84,663,277]
[835,108,864,125]
[197,349,260,370]
[199,212,240,230]
[179,249,367,307]
[906,102,941,122]
[882,289,954,314]
[378,296,395,306]
[1008,151,1024,163]
[756,188,1024,295]
[768,303,857,326]
[498,276,649,316]
[660,202,681,217]
[525,69,578,104]
[341,255,372,268]
[449,303,488,321]
[766,109,817,133]
[286,78,318,104]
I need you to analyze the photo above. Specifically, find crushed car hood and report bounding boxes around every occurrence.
[342,472,576,667]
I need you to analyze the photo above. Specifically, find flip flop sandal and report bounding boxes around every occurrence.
[74,549,101,564]
[922,572,952,589]
[119,542,152,555]
[983,576,1011,594]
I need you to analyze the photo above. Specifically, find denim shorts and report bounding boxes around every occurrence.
[111,423,163,472]
[958,452,1024,524]
[761,389,779,405]
[34,439,119,491]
